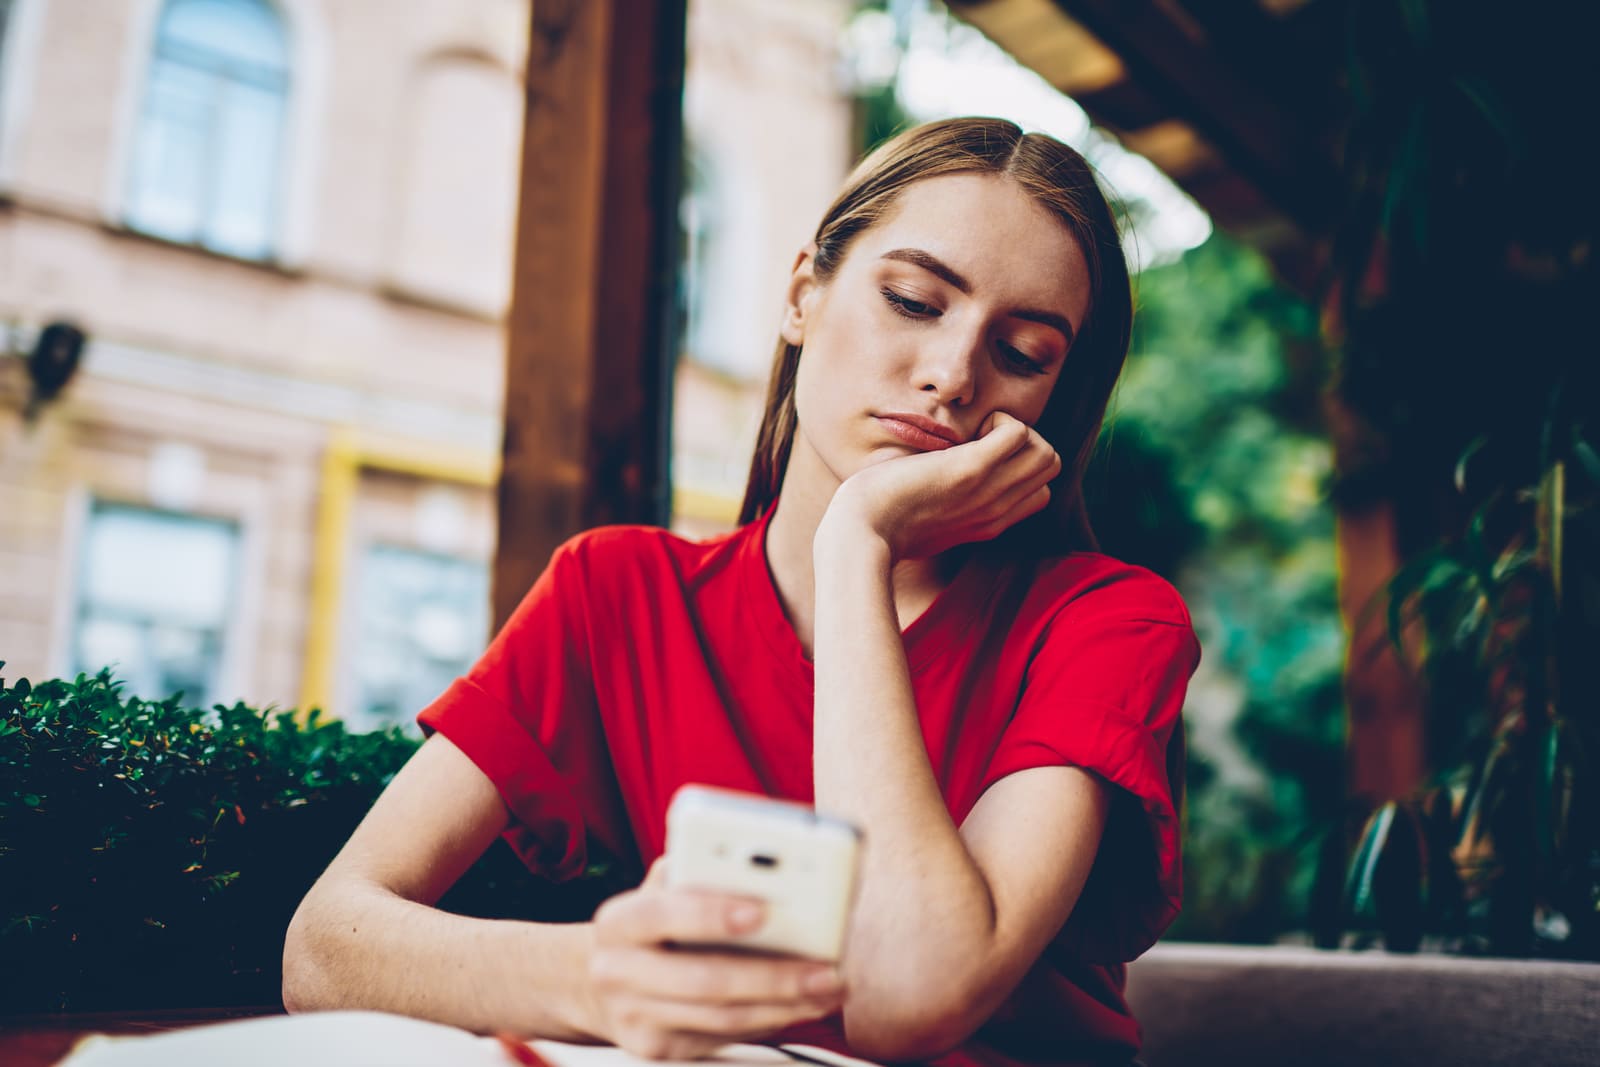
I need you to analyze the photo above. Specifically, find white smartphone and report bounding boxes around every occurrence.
[663,785,863,962]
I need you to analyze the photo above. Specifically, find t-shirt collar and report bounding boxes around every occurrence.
[737,498,991,680]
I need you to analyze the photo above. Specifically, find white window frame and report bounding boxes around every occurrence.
[51,482,265,710]
[102,0,327,268]
[0,0,46,191]
[338,538,491,734]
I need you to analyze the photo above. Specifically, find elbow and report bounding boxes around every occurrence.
[840,915,1003,1058]
[281,891,336,1014]
[845,1014,975,1063]
[841,904,1002,1059]
[280,966,311,1015]
[843,989,985,1063]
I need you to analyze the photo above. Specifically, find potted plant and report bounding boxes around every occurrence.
[1318,0,1598,957]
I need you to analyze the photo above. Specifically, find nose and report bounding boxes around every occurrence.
[915,332,980,407]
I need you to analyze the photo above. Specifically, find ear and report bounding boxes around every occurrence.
[780,242,820,347]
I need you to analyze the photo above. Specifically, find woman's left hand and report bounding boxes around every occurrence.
[820,410,1061,562]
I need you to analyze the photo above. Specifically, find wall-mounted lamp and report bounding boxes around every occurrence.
[6,320,87,422]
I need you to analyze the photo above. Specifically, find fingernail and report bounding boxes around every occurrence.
[728,902,763,932]
[804,968,842,996]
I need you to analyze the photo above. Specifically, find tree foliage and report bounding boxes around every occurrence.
[1088,233,1344,942]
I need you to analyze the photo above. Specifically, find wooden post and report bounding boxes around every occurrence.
[1336,502,1427,804]
[495,0,687,629]
[1322,378,1429,806]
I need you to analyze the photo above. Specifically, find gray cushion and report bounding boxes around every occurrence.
[1126,943,1600,1067]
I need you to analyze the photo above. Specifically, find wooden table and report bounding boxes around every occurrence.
[0,1006,283,1067]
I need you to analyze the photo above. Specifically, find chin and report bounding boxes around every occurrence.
[842,444,918,478]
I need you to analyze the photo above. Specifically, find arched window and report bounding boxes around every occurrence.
[124,0,289,260]
[389,56,521,315]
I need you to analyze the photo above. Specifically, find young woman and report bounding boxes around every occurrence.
[283,117,1200,1067]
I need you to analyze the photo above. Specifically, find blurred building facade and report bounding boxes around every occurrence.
[0,0,854,727]
[673,0,855,535]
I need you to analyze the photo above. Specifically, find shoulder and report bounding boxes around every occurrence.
[1002,554,1202,719]
[549,522,747,591]
[1016,552,1194,633]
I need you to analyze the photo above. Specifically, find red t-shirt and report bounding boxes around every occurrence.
[419,504,1200,1066]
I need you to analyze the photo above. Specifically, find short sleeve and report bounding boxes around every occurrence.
[983,576,1200,963]
[417,538,617,882]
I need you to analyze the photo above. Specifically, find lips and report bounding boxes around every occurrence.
[875,413,961,451]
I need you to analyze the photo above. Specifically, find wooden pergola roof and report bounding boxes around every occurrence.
[951,0,1352,292]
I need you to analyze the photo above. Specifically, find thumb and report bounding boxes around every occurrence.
[976,410,1030,457]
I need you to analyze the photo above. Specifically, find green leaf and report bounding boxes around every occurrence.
[1571,429,1600,487]
[1347,803,1397,918]
[1536,721,1559,868]
[1455,435,1488,494]
[1387,550,1472,661]
[1491,548,1538,583]
[1464,505,1495,587]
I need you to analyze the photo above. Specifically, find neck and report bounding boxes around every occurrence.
[762,436,953,657]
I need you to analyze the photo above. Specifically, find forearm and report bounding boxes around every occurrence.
[283,877,599,1041]
[810,534,999,1052]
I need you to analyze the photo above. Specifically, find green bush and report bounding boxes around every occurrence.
[0,666,617,1012]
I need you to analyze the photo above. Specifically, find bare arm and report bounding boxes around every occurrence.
[284,733,842,1057]
[812,532,1109,1061]
[810,415,1111,1060]
[281,733,599,1038]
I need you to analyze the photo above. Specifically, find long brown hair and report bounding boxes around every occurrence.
[737,117,1133,557]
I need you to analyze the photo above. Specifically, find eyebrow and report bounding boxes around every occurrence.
[879,247,1078,348]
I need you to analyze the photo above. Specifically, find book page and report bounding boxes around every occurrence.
[58,1010,880,1067]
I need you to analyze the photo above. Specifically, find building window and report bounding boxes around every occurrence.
[72,501,240,708]
[0,0,14,136]
[675,138,764,377]
[389,58,522,315]
[679,145,720,366]
[124,0,289,260]
[349,544,488,732]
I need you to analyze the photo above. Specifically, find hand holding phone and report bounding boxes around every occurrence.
[663,785,863,962]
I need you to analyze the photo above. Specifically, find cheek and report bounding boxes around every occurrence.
[992,375,1059,429]
[791,346,846,444]
[792,318,886,426]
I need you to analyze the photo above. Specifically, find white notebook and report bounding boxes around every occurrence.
[57,1010,880,1067]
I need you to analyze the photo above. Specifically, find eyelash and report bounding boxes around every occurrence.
[879,288,1047,375]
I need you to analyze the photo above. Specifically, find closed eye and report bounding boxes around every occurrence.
[881,288,935,318]
[882,287,1048,376]
[999,342,1046,376]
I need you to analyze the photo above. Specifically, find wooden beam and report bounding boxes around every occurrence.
[1180,0,1347,126]
[1070,76,1170,132]
[954,0,1127,94]
[947,0,1342,291]
[495,0,686,629]
[1013,0,1341,232]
